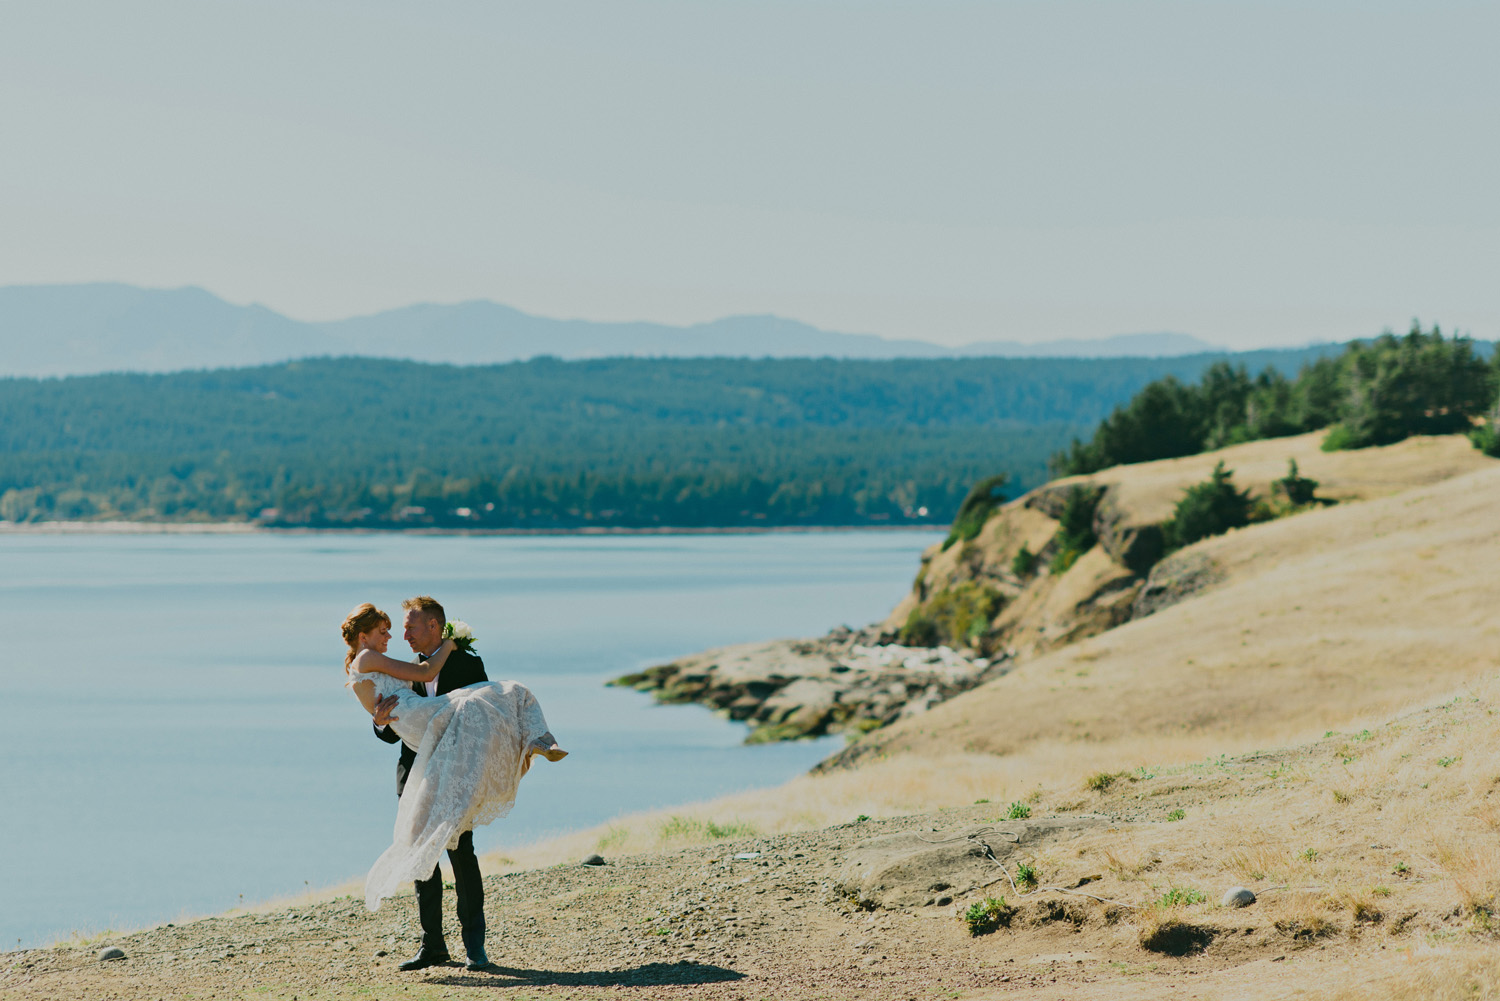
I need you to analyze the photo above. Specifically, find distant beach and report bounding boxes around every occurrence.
[0,519,260,534]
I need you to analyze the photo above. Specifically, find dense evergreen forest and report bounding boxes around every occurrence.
[1055,325,1500,475]
[0,348,1337,528]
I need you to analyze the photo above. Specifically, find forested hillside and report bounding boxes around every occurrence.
[1057,324,1500,474]
[0,350,1333,528]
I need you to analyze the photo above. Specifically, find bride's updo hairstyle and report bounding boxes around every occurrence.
[341,603,391,670]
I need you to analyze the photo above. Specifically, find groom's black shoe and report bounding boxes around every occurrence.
[398,945,451,971]
[462,925,490,970]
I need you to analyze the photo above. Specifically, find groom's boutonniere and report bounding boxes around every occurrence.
[443,620,477,655]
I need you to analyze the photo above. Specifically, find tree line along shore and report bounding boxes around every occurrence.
[0,330,1490,531]
[0,347,1338,529]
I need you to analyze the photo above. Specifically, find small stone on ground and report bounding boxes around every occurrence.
[1222,886,1257,908]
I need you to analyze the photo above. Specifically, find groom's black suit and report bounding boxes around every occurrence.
[373,647,488,958]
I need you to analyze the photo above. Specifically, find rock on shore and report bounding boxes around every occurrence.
[610,629,1008,742]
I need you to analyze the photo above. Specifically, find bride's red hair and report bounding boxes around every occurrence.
[341,603,391,670]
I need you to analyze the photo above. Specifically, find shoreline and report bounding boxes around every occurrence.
[0,520,946,537]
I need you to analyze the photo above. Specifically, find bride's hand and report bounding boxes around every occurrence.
[441,638,457,655]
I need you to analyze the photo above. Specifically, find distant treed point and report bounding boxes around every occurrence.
[1055,323,1500,475]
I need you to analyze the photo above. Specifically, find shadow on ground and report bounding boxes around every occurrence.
[428,961,746,988]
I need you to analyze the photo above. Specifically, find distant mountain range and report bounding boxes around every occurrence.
[0,283,1225,377]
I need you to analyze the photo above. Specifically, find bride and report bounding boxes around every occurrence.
[341,603,566,910]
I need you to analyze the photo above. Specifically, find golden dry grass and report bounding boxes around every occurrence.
[1065,429,1493,525]
[856,459,1500,768]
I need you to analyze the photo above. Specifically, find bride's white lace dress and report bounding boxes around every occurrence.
[346,667,563,910]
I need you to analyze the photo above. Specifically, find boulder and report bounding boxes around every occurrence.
[1221,886,1257,908]
[97,947,125,962]
[1132,551,1226,620]
[751,677,841,738]
[1092,489,1165,575]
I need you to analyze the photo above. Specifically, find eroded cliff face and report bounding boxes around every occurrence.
[880,484,1142,661]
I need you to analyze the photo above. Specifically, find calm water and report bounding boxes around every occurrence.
[0,529,937,949]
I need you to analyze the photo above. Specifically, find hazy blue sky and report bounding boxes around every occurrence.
[2,2,1495,348]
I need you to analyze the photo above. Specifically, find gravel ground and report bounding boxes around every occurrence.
[3,806,1225,1001]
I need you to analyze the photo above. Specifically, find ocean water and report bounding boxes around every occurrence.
[0,529,938,949]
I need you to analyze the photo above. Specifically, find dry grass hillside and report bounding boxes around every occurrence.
[882,432,1492,661]
[839,443,1500,772]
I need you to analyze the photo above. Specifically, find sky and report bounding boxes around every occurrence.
[1,1,1496,350]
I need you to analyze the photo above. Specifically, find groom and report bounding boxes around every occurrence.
[372,594,490,972]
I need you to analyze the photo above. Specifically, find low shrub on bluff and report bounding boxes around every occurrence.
[900,580,1002,648]
[1163,462,1253,551]
[942,474,1009,551]
[1473,424,1500,458]
[1270,458,1320,507]
[1048,485,1100,573]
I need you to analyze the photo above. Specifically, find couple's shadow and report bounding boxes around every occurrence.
[427,960,745,988]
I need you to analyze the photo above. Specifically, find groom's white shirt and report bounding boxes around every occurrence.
[417,644,443,696]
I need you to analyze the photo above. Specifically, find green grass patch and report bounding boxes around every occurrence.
[962,897,1013,936]
[1157,887,1206,908]
[656,816,757,842]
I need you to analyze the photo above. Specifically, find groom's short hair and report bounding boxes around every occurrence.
[402,594,445,626]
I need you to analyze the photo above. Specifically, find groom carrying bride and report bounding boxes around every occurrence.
[372,595,491,972]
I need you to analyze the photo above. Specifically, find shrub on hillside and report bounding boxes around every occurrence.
[1472,423,1500,458]
[1271,459,1320,507]
[942,474,1009,551]
[1163,462,1253,551]
[1049,486,1100,573]
[963,897,1012,936]
[899,580,1002,648]
[1470,368,1500,456]
[1010,543,1038,578]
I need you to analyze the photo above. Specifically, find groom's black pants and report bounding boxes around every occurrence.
[415,830,485,953]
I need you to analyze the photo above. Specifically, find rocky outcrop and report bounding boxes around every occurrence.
[610,632,1009,743]
[883,484,1144,663]
[1131,550,1226,620]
